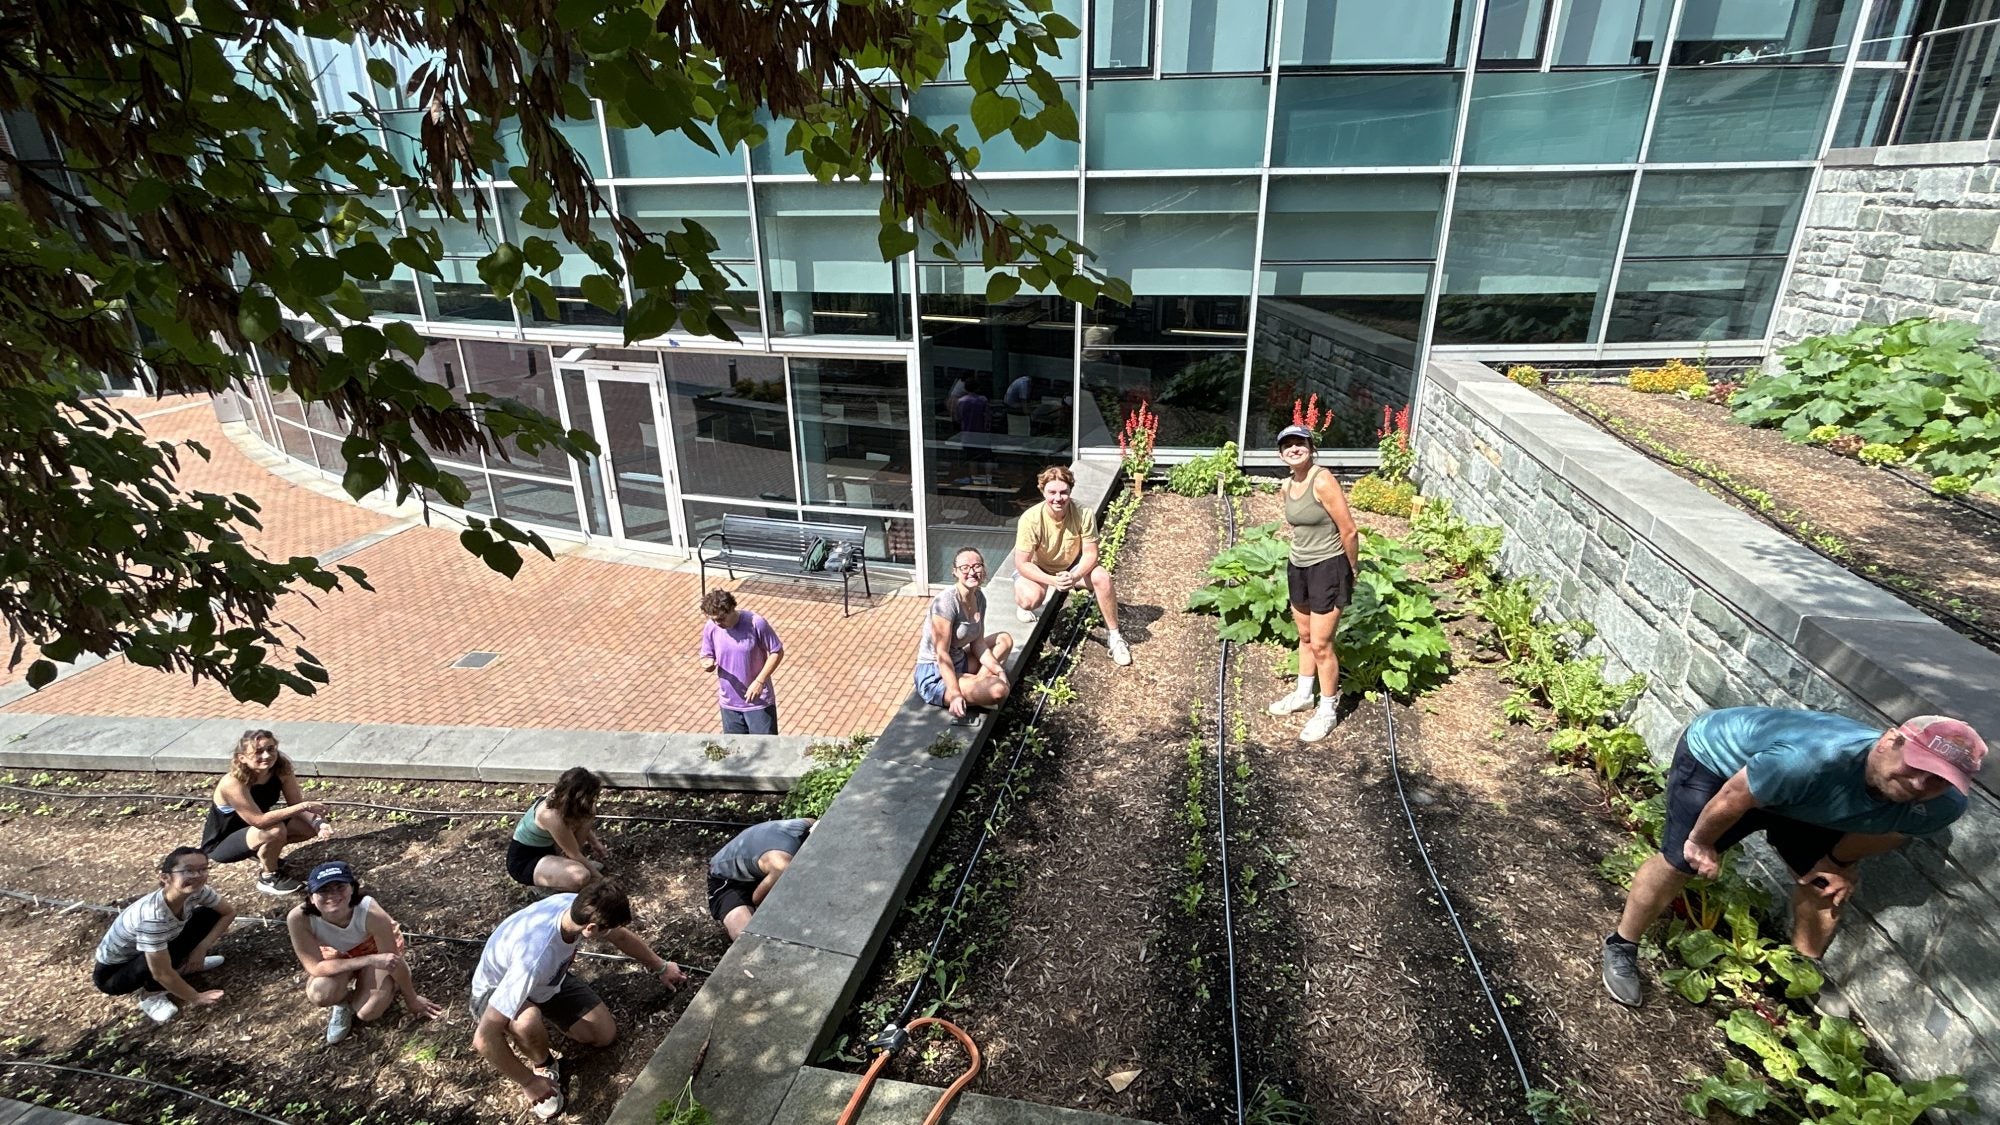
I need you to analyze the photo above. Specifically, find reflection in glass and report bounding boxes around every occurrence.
[758,182,908,337]
[1263,176,1445,261]
[275,419,317,464]
[1649,67,1841,162]
[1859,0,1922,61]
[685,499,798,552]
[411,338,472,463]
[1086,77,1269,169]
[491,473,584,532]
[1898,27,2000,145]
[1606,258,1787,341]
[461,342,572,476]
[1084,177,1258,299]
[1625,170,1809,258]
[666,352,797,502]
[1162,0,1272,72]
[1461,70,1653,164]
[1093,0,1154,69]
[943,0,1083,79]
[1280,0,1474,65]
[441,467,495,516]
[593,378,677,543]
[622,184,755,258]
[358,270,422,318]
[1832,68,1900,148]
[1084,294,1252,347]
[428,262,516,324]
[1480,0,1550,63]
[1669,0,1858,64]
[790,358,914,512]
[1434,174,1629,346]
[607,126,743,178]
[1552,0,1670,65]
[1252,264,1425,449]
[1080,347,1244,448]
[911,84,1081,172]
[1272,74,1461,167]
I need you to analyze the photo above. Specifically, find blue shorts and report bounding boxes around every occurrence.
[722,705,779,735]
[914,652,972,708]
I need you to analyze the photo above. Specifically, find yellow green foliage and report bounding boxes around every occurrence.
[1506,364,1544,387]
[1628,359,1707,394]
[1349,473,1416,517]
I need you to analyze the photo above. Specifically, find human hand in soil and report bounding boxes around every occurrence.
[408,992,443,1020]
[190,988,224,1008]
[521,1074,558,1107]
[657,962,687,989]
[1682,839,1720,879]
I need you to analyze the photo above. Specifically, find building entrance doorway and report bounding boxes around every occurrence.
[560,363,684,547]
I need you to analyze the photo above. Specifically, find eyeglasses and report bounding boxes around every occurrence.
[954,563,986,574]
[169,867,210,878]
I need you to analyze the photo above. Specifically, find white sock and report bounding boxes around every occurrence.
[1108,628,1123,640]
[1294,674,1315,696]
[1316,695,1338,716]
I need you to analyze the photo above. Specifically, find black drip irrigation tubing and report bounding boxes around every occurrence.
[0,784,758,830]
[0,888,714,974]
[1881,463,2000,527]
[1381,696,1536,1110]
[1557,393,2000,652]
[0,1058,294,1125]
[1213,486,1247,1125]
[887,600,1098,1031]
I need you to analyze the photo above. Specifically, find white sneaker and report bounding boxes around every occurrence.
[1107,633,1132,666]
[187,955,224,974]
[530,1055,565,1120]
[1267,689,1314,716]
[137,991,178,1024]
[530,1087,565,1121]
[326,1002,354,1044]
[1016,602,1040,624]
[1300,709,1339,743]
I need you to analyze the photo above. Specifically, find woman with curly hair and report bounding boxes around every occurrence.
[200,729,331,895]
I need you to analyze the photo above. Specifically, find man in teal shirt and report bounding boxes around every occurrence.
[1601,707,1986,1007]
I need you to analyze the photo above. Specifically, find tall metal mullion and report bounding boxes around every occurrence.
[1412,0,1491,408]
[1593,0,1687,356]
[741,143,774,346]
[1238,0,1285,455]
[1540,0,1565,71]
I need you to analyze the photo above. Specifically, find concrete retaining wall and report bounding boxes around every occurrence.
[1414,359,2000,1118]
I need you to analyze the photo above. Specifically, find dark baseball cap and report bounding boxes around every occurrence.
[306,860,357,893]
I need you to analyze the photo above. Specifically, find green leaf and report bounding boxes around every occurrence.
[238,292,282,343]
[877,223,919,261]
[292,254,345,297]
[580,274,624,313]
[522,236,564,274]
[342,455,390,498]
[382,321,426,361]
[337,241,394,280]
[126,178,174,214]
[365,57,397,90]
[965,46,1008,91]
[969,91,1022,140]
[478,244,526,295]
[625,292,678,341]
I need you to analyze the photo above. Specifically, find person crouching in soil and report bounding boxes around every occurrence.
[286,859,443,1044]
[506,766,611,893]
[202,728,333,895]
[470,878,686,1121]
[91,846,236,1024]
[707,817,815,941]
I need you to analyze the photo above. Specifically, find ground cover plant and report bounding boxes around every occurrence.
[0,770,773,1123]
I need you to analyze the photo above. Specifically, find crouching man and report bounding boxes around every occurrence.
[707,817,815,941]
[470,879,686,1120]
[1601,708,1984,1007]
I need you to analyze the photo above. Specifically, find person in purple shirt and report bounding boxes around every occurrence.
[698,590,785,735]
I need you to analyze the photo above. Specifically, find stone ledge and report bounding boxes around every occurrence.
[1824,141,2000,169]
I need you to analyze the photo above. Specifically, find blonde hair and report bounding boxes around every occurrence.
[228,729,294,786]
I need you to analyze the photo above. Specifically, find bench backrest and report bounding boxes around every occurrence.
[719,513,868,556]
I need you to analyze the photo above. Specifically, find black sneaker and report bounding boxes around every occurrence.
[256,870,303,895]
[1602,935,1642,1007]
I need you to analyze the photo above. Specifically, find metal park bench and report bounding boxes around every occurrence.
[698,513,874,615]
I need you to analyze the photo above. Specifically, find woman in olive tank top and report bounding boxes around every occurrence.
[1267,424,1361,743]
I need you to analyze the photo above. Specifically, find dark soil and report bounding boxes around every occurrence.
[1555,383,2000,645]
[0,771,779,1124]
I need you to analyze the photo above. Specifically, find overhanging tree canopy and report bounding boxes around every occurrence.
[0,0,1123,702]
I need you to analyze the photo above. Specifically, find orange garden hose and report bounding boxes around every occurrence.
[836,1017,982,1125]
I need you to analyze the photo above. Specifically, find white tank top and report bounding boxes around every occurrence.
[307,896,375,958]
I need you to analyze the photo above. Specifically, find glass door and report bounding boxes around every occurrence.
[562,364,684,547]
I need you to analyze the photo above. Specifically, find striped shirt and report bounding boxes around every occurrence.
[94,886,221,965]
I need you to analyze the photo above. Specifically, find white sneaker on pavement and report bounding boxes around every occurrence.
[137,991,178,1024]
[1267,689,1314,716]
[1299,709,1339,743]
[1107,632,1132,666]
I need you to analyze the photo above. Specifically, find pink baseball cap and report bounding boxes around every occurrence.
[1898,716,1988,795]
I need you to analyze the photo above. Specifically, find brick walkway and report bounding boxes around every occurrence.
[2,400,928,737]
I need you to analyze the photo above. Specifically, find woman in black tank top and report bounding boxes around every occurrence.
[202,730,333,895]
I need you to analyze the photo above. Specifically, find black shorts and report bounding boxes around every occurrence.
[1287,555,1354,615]
[1661,735,1843,876]
[507,840,560,886]
[469,974,603,1032]
[205,827,258,865]
[707,875,757,921]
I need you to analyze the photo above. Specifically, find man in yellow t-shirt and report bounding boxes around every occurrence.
[1012,466,1131,666]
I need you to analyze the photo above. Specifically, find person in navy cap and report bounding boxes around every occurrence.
[285,859,442,1043]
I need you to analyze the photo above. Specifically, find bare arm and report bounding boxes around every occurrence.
[751,850,793,906]
[286,907,364,978]
[539,806,592,865]
[280,770,332,832]
[1312,472,1361,571]
[1801,832,1905,905]
[746,647,784,699]
[602,926,686,987]
[1683,769,1761,877]
[1071,539,1101,581]
[1013,546,1064,586]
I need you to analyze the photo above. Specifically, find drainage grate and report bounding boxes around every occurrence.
[452,651,501,669]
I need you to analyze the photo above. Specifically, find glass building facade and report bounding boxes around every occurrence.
[232,0,1924,585]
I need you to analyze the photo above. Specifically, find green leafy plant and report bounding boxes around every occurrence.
[1348,473,1416,517]
[780,734,871,818]
[1933,474,1974,497]
[1506,364,1546,388]
[1803,424,1845,446]
[1376,404,1414,482]
[1661,901,1823,1005]
[1687,1010,1975,1123]
[1168,442,1253,497]
[1547,725,1653,788]
[1527,1086,1595,1125]
[656,1079,713,1125]
[1407,498,1503,593]
[1857,442,1904,466]
[1335,530,1453,697]
[1628,358,1707,394]
[1186,522,1297,648]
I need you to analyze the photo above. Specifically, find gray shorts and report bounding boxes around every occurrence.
[469,974,603,1031]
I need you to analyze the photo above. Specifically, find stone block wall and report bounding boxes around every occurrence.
[1416,358,2000,1119]
[1774,141,2000,348]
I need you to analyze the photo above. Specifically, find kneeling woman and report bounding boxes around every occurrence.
[286,860,443,1043]
[506,767,610,892]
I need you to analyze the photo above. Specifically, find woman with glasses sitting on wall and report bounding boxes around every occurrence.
[913,546,1013,719]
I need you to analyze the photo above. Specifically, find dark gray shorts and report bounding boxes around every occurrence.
[469,974,603,1031]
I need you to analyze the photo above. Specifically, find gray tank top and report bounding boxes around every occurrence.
[1283,467,1340,567]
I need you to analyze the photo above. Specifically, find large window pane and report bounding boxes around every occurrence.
[607,126,744,178]
[758,182,908,338]
[1670,0,1859,64]
[1625,170,1809,257]
[461,342,572,476]
[1552,0,1671,65]
[622,184,754,258]
[1093,0,1154,69]
[1606,258,1786,342]
[1858,0,1922,61]
[1163,0,1272,72]
[911,83,1081,172]
[490,472,583,532]
[1084,294,1252,346]
[1252,264,1426,449]
[1832,67,1901,148]
[1273,74,1461,167]
[1898,26,2000,145]
[1084,176,1258,297]
[500,191,622,328]
[1462,70,1653,163]
[1435,174,1630,346]
[791,358,914,513]
[428,261,515,324]
[1080,348,1243,448]
[1649,66,1840,161]
[666,352,797,502]
[1262,176,1445,261]
[1086,77,1269,169]
[1480,0,1551,63]
[1280,0,1475,65]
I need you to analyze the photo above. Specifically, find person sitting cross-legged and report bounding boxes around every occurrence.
[1601,707,1986,1007]
[707,817,815,941]
[91,846,237,1024]
[286,859,443,1044]
[914,546,1013,719]
[470,879,686,1121]
[1012,465,1131,666]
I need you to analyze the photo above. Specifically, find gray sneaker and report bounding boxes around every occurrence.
[1602,936,1642,1006]
[326,1002,354,1044]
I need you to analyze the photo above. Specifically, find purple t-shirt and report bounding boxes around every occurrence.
[701,611,783,711]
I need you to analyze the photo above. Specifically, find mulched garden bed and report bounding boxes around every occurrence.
[0,770,779,1124]
[834,487,1746,1123]
[1550,383,2000,647]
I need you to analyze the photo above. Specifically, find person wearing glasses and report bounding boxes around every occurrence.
[91,846,237,1024]
[1601,709,1986,1008]
[286,859,444,1044]
[1012,465,1131,666]
[914,546,1013,719]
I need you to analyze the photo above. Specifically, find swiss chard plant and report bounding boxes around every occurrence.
[1185,522,1297,648]
[1662,901,1822,1005]
[1687,1009,1975,1123]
